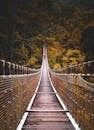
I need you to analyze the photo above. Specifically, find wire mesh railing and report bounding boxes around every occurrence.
[61,60,94,74]
[50,71,94,130]
[0,71,40,130]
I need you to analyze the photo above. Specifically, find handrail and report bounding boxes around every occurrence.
[51,71,94,92]
[61,60,94,74]
[0,60,39,75]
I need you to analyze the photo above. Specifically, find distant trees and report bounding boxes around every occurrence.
[0,0,94,69]
[46,36,85,70]
[13,43,29,64]
[61,49,85,68]
[0,0,9,59]
[28,57,38,68]
[81,27,94,61]
[13,38,42,67]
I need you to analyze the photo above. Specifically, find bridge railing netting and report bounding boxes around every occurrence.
[61,60,94,74]
[50,71,94,130]
[0,72,40,130]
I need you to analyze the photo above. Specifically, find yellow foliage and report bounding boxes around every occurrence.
[53,63,61,70]
[62,49,85,67]
[47,39,63,69]
[28,57,38,67]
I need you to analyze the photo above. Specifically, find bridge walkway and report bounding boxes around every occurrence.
[21,47,75,130]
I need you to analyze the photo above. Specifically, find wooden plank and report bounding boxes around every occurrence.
[26,109,69,112]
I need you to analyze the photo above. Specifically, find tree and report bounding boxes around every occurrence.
[7,0,16,61]
[81,26,94,60]
[61,49,85,67]
[27,57,38,68]
[13,43,29,64]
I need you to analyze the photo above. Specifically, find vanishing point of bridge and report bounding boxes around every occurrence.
[0,46,94,130]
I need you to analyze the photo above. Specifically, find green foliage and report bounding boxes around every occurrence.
[13,44,28,65]
[13,39,42,68]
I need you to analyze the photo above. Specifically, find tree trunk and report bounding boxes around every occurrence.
[7,0,16,62]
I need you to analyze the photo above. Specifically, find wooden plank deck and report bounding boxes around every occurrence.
[22,63,75,130]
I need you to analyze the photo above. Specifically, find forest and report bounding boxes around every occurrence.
[0,0,94,69]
